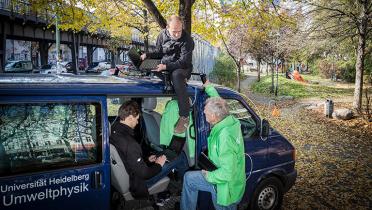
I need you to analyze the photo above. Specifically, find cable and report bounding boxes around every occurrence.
[245,152,253,181]
[190,86,197,107]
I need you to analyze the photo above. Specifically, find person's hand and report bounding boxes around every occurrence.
[153,64,166,72]
[202,170,208,177]
[202,80,210,88]
[148,155,157,162]
[140,53,146,61]
[155,155,167,167]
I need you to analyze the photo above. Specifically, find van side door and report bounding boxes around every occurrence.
[0,96,110,210]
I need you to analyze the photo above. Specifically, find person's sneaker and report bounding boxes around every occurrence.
[155,191,171,207]
[155,198,166,207]
[158,190,171,202]
[174,116,189,134]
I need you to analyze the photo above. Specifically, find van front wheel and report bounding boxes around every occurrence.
[249,177,283,210]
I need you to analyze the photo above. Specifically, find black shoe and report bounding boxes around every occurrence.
[174,201,180,210]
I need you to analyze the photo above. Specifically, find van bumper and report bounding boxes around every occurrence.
[284,169,297,192]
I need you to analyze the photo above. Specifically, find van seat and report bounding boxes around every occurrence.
[142,98,161,146]
[109,144,169,200]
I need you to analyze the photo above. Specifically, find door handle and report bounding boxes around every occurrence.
[92,171,103,189]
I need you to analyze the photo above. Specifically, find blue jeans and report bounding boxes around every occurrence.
[146,151,189,187]
[180,171,239,210]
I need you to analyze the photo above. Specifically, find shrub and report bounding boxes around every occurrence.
[209,53,237,88]
[316,59,340,79]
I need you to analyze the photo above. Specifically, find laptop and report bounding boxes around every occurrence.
[198,151,217,171]
[157,135,186,161]
[127,47,161,72]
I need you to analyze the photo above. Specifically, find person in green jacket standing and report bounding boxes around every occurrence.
[180,83,246,210]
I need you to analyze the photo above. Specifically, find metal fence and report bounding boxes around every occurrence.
[191,34,219,80]
[0,0,51,23]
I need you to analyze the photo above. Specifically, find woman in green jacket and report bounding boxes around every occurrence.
[180,84,246,210]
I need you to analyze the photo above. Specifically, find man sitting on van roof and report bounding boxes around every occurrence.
[110,100,167,198]
[140,15,195,135]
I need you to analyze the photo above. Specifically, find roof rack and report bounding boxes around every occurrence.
[191,72,207,84]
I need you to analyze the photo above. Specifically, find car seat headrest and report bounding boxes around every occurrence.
[142,98,157,111]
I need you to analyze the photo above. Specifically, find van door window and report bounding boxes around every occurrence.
[0,102,102,176]
[225,99,257,139]
[107,96,196,166]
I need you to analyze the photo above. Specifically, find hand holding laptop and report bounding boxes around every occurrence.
[140,53,146,61]
[202,170,208,176]
[155,155,167,167]
[148,155,157,162]
[152,63,166,72]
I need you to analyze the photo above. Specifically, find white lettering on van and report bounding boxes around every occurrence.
[2,183,89,207]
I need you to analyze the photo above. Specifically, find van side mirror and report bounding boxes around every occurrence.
[260,119,270,138]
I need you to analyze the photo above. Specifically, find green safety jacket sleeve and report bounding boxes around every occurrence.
[205,84,220,97]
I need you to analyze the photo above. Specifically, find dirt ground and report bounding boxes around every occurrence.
[255,100,372,210]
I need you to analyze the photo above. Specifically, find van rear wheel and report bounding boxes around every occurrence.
[249,177,283,210]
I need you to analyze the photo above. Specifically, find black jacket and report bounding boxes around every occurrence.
[110,122,162,198]
[147,29,194,71]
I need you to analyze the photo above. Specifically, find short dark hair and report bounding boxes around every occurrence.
[118,100,140,121]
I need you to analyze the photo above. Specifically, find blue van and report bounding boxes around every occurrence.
[0,74,296,210]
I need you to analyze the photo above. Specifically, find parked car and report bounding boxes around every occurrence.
[86,61,111,73]
[38,64,67,74]
[4,60,36,73]
[59,62,73,72]
[116,61,135,72]
[85,62,99,73]
[0,73,296,210]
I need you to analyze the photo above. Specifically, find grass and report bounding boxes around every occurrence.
[250,75,354,99]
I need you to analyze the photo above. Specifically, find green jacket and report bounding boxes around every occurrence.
[159,100,195,158]
[204,85,246,206]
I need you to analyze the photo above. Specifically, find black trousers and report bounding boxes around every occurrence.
[156,68,191,117]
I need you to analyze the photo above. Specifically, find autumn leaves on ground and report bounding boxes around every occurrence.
[245,83,371,209]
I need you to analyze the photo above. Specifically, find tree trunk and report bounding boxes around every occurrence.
[143,9,149,53]
[270,62,275,93]
[353,33,366,110]
[257,59,261,82]
[353,0,368,111]
[237,64,241,92]
[266,63,269,76]
[111,51,115,68]
[141,0,166,29]
[71,32,78,74]
[142,0,195,34]
[179,0,194,34]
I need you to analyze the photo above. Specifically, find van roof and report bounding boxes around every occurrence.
[0,74,237,96]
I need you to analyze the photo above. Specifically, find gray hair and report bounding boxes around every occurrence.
[205,97,229,121]
[167,15,183,25]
